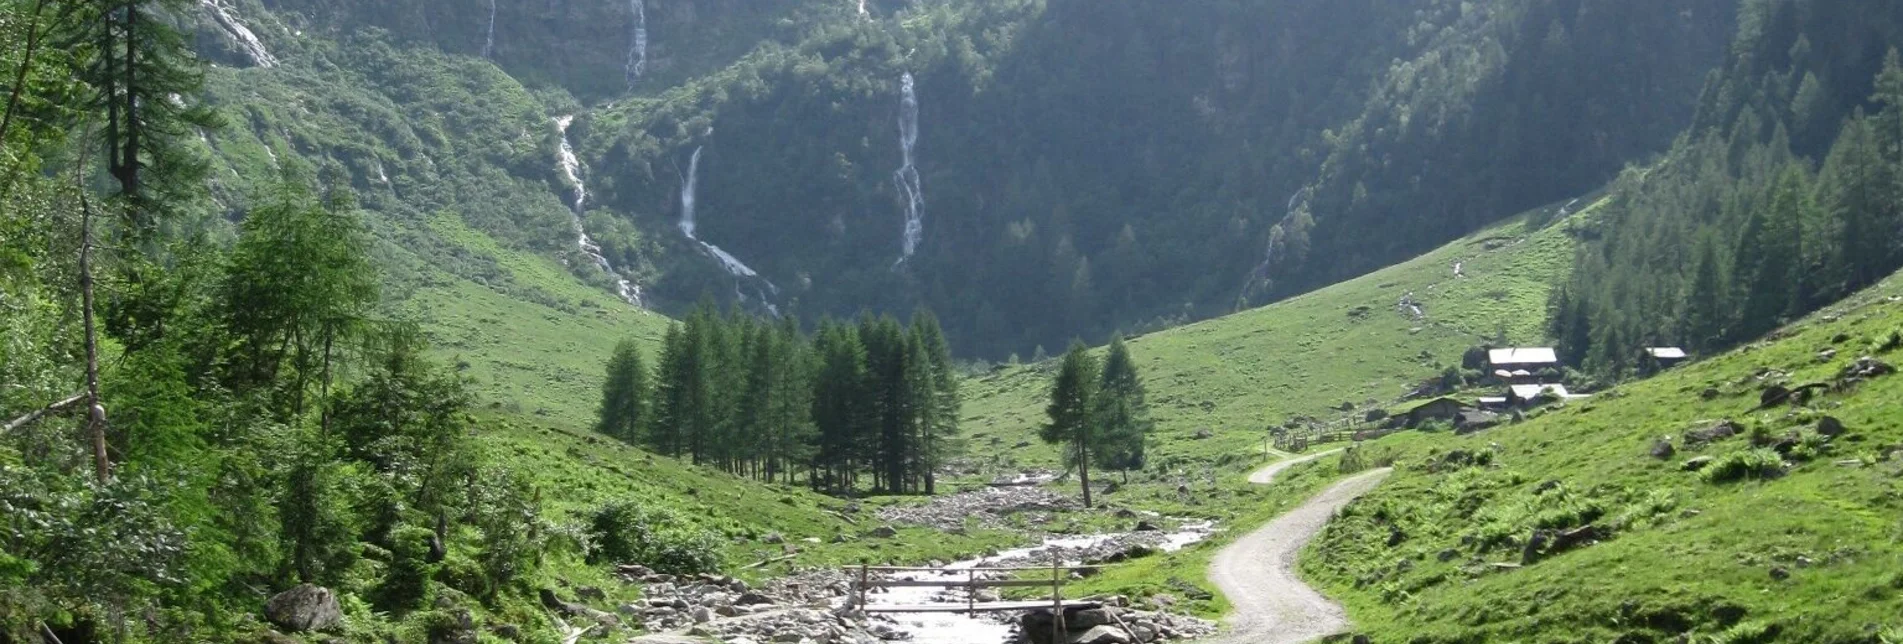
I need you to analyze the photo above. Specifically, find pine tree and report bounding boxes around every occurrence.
[1040,341,1099,508]
[596,339,649,444]
[909,311,959,495]
[1681,235,1728,352]
[1092,336,1150,484]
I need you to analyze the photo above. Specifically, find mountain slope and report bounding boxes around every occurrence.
[960,199,1587,472]
[1303,270,1903,642]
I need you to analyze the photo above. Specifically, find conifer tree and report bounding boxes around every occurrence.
[596,339,649,444]
[1041,341,1099,508]
[1092,336,1151,483]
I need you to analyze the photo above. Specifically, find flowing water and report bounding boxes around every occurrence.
[627,0,649,85]
[894,72,924,263]
[482,0,498,58]
[857,526,1214,644]
[201,0,278,68]
[555,116,642,306]
[679,146,780,306]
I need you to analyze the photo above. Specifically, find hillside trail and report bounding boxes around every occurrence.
[1204,449,1392,644]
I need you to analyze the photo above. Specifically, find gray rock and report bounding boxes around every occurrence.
[1816,415,1846,437]
[1681,455,1716,472]
[1068,625,1134,644]
[264,584,343,633]
[692,606,713,623]
[869,525,899,538]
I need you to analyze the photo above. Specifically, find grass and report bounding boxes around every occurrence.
[1298,273,1903,642]
[958,203,1584,478]
[410,213,672,430]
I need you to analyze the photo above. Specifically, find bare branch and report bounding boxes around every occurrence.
[2,393,85,434]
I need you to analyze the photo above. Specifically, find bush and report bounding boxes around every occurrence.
[586,502,722,575]
[1699,449,1786,484]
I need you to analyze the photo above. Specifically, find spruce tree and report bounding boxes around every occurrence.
[1041,341,1099,508]
[1092,336,1151,484]
[596,339,649,444]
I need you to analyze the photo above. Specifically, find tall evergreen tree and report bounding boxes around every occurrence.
[1681,234,1729,352]
[1092,336,1151,483]
[1040,341,1099,508]
[908,311,959,495]
[596,339,649,444]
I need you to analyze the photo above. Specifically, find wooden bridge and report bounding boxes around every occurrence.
[850,559,1141,643]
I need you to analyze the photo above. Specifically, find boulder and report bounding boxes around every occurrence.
[1681,455,1716,472]
[869,526,899,538]
[1759,385,1792,408]
[1686,420,1740,445]
[1816,416,1846,437]
[1070,626,1134,644]
[1133,520,1160,532]
[264,584,343,633]
[1649,438,1676,460]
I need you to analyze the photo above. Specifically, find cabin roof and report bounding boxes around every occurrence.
[1489,347,1558,366]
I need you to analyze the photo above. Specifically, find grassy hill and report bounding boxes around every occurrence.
[1301,273,1903,642]
[960,199,1590,475]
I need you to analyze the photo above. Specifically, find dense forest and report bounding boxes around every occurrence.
[596,305,962,495]
[1552,0,1903,376]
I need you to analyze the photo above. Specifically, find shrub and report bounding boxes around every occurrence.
[1699,449,1786,484]
[586,502,723,575]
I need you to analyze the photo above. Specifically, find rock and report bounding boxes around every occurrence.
[1816,416,1846,437]
[1700,387,1721,400]
[1192,428,1214,440]
[1133,520,1160,532]
[1069,625,1134,644]
[1838,356,1896,381]
[1681,455,1716,472]
[576,586,607,602]
[763,532,786,544]
[1650,438,1676,460]
[691,606,713,623]
[1769,566,1790,581]
[869,526,899,538]
[264,584,343,633]
[736,591,775,606]
[1686,420,1741,444]
[427,607,478,644]
[1759,385,1792,408]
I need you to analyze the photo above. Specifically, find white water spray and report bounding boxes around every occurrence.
[858,0,868,16]
[626,0,648,85]
[200,0,278,68]
[555,116,642,307]
[893,72,923,263]
[481,0,497,58]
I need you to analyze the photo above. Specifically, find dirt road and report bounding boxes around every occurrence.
[1204,452,1392,644]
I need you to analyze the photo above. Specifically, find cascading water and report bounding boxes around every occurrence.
[555,116,642,307]
[858,0,868,16]
[481,0,497,58]
[893,72,924,264]
[679,146,781,314]
[200,0,278,68]
[626,0,648,86]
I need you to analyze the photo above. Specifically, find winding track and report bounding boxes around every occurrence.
[1203,450,1392,644]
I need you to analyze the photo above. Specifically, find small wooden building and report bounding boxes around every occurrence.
[1405,397,1466,428]
[1488,348,1559,383]
[1644,347,1689,370]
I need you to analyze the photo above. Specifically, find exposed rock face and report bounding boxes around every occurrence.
[264,584,343,633]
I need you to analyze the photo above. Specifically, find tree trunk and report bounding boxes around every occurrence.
[1078,439,1093,509]
[79,194,109,483]
[0,0,51,155]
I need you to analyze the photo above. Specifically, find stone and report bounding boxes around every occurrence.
[1133,520,1160,532]
[1816,416,1846,437]
[1838,356,1896,381]
[691,606,713,623]
[1681,455,1716,472]
[869,526,899,538]
[1068,625,1134,644]
[1760,385,1792,408]
[736,591,775,606]
[763,532,786,544]
[1686,420,1741,444]
[1649,438,1676,460]
[264,584,343,633]
[1769,566,1790,581]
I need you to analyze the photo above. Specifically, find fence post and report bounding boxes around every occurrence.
[1051,552,1065,644]
[858,561,869,610]
[967,568,976,616]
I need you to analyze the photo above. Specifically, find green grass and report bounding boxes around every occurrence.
[411,213,671,429]
[1300,273,1903,642]
[960,202,1585,477]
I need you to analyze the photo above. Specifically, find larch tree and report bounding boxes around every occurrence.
[596,338,649,444]
[1041,340,1099,508]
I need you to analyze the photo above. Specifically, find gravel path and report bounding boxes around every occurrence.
[1204,452,1392,644]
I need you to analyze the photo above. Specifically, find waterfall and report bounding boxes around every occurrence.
[626,0,648,85]
[555,116,642,307]
[893,72,923,263]
[679,146,781,313]
[858,0,868,16]
[200,0,278,68]
[481,0,497,58]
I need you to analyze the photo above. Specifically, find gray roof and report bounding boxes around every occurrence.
[1646,347,1688,360]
